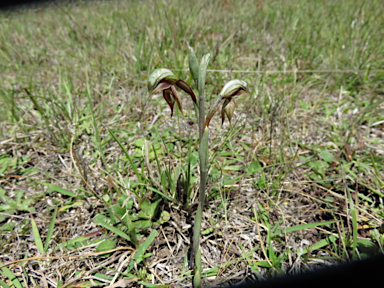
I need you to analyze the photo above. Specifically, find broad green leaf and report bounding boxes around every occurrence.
[320,150,336,163]
[134,220,152,229]
[109,204,127,224]
[96,239,116,252]
[0,222,15,232]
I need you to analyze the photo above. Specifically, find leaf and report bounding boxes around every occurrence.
[94,214,131,241]
[126,230,158,273]
[44,206,58,252]
[40,182,76,197]
[0,222,15,232]
[247,161,262,173]
[109,204,127,224]
[56,234,94,251]
[59,202,83,212]
[271,220,337,237]
[108,128,142,183]
[31,215,44,254]
[139,198,161,220]
[96,239,116,252]
[0,263,22,288]
[158,211,170,224]
[145,186,173,202]
[299,234,339,255]
[137,281,173,288]
[188,44,199,87]
[320,150,336,163]
[198,52,210,96]
[134,220,152,229]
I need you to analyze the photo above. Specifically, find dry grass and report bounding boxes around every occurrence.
[0,0,383,287]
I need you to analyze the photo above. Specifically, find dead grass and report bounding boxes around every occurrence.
[0,0,383,287]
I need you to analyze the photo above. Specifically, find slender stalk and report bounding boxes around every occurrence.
[192,52,210,288]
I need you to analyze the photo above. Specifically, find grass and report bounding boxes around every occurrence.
[0,0,384,286]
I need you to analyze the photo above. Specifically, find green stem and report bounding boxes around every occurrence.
[192,52,210,288]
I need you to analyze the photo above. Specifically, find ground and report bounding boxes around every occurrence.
[0,0,383,287]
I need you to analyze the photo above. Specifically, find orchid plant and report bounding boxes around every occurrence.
[148,46,248,288]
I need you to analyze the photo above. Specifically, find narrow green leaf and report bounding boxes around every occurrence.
[55,233,95,250]
[126,229,158,273]
[94,214,131,241]
[299,234,339,255]
[44,206,58,252]
[0,264,22,288]
[123,213,140,249]
[145,186,173,202]
[31,215,44,255]
[0,279,10,288]
[108,128,142,183]
[239,243,259,271]
[27,94,45,116]
[271,220,337,237]
[137,281,172,288]
[40,182,76,197]
[59,202,82,212]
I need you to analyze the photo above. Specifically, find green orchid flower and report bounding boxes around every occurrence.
[205,79,248,127]
[148,68,197,117]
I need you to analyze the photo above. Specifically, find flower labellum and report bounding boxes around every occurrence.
[221,98,236,125]
[148,68,197,117]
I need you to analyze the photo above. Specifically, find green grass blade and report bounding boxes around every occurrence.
[0,279,11,288]
[44,206,58,253]
[39,182,76,197]
[31,214,44,255]
[145,186,173,202]
[271,220,338,237]
[126,229,158,273]
[55,230,104,251]
[94,214,131,241]
[0,264,22,288]
[299,235,339,255]
[137,281,172,288]
[85,74,108,172]
[108,128,142,183]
